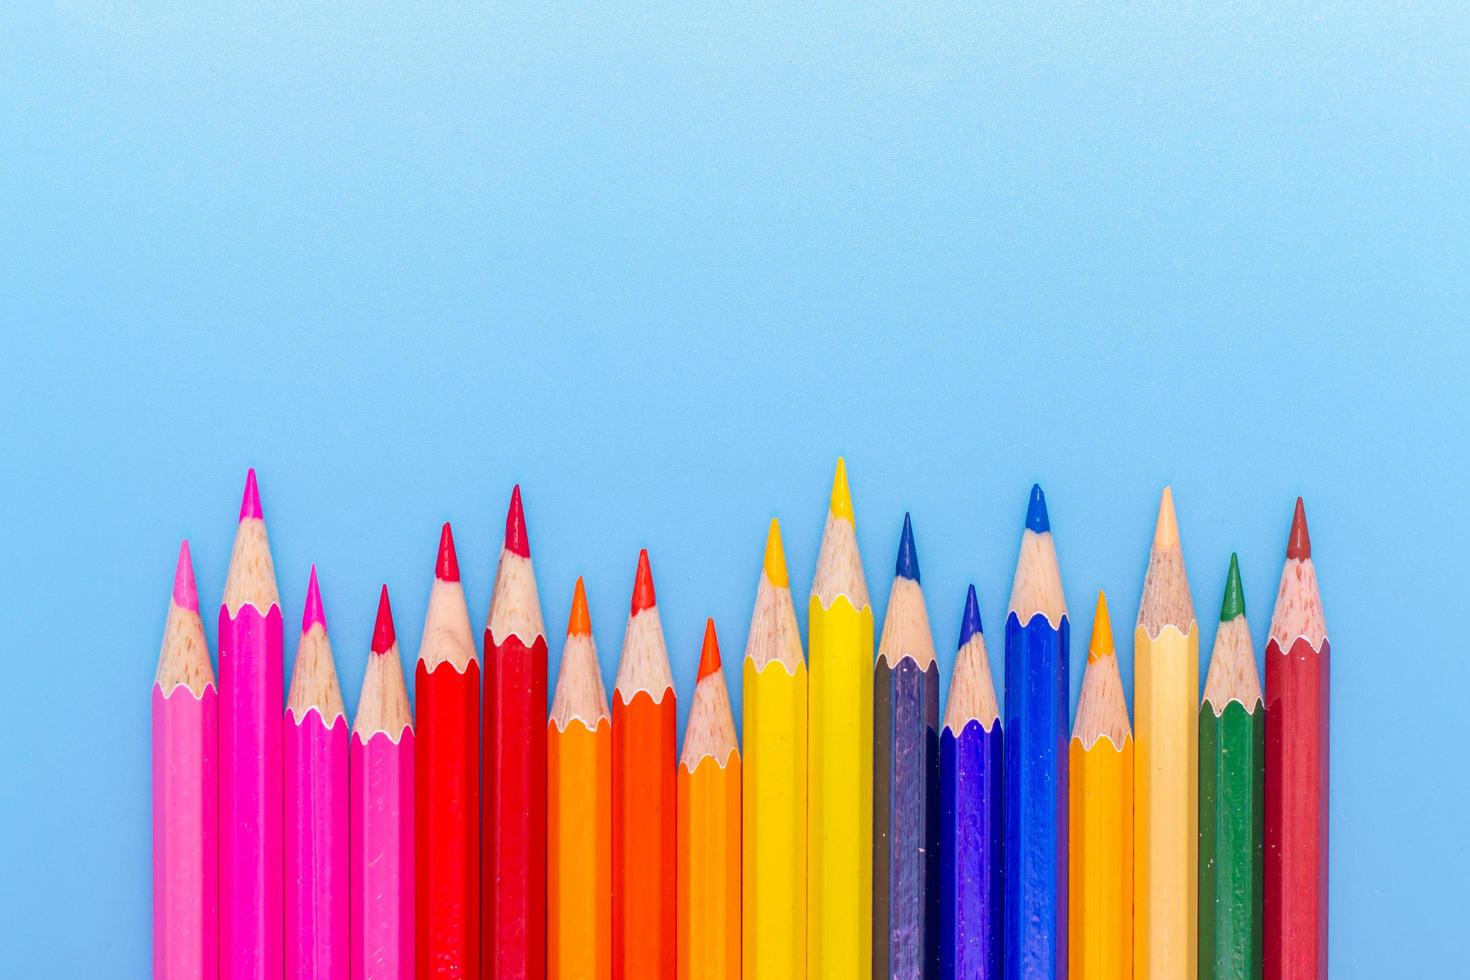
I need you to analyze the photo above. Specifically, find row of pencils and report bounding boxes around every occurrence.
[153,463,1328,980]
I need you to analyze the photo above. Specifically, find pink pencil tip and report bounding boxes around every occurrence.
[436,522,461,581]
[171,541,199,613]
[239,468,263,521]
[302,565,327,634]
[372,585,396,654]
[504,485,530,558]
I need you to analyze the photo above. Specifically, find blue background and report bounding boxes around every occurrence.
[2,2,1467,975]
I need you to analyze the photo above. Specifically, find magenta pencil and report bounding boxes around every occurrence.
[285,567,349,980]
[153,541,218,980]
[350,587,416,980]
[221,469,285,980]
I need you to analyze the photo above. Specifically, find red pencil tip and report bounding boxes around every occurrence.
[1287,496,1311,560]
[697,618,721,679]
[631,549,656,614]
[504,485,530,558]
[568,576,592,636]
[172,540,199,613]
[239,468,263,521]
[436,522,461,582]
[302,565,327,634]
[372,585,396,654]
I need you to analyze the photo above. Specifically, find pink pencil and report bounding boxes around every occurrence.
[285,567,349,980]
[350,586,416,980]
[153,541,218,980]
[221,469,285,980]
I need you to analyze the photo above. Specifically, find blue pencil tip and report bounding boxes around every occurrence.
[895,512,920,582]
[958,583,983,648]
[1025,484,1050,533]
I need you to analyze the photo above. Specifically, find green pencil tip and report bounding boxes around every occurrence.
[1220,553,1245,622]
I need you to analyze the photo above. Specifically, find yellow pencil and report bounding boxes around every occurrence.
[1069,591,1134,980]
[741,520,807,979]
[1133,487,1199,979]
[807,458,873,979]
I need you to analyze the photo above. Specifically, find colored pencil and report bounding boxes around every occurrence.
[415,522,481,978]
[677,620,742,980]
[285,567,349,980]
[153,541,218,980]
[1200,555,1264,980]
[350,586,415,980]
[740,519,807,980]
[548,578,612,980]
[220,469,284,980]
[1133,487,1199,979]
[807,458,874,979]
[1003,484,1068,980]
[938,585,1002,980]
[1069,591,1133,980]
[612,550,677,979]
[873,514,940,979]
[1264,499,1328,980]
[483,486,548,980]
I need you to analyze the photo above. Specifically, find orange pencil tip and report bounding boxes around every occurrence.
[698,618,721,678]
[568,576,592,636]
[631,549,656,614]
[1287,496,1311,560]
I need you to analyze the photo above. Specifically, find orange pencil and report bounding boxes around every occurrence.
[677,620,741,980]
[612,550,677,979]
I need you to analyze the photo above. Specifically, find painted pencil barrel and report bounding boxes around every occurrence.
[484,632,548,980]
[285,709,349,980]
[939,720,1002,980]
[220,603,285,980]
[1003,611,1069,980]
[1133,624,1199,980]
[807,594,874,979]
[677,754,742,980]
[874,657,941,980]
[350,729,415,980]
[415,660,481,978]
[612,689,677,979]
[548,718,612,980]
[1199,701,1263,980]
[1264,636,1329,980]
[154,683,219,980]
[1068,735,1133,980]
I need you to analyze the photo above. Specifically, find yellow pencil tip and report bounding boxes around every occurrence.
[1089,590,1114,661]
[1153,486,1180,550]
[829,457,854,524]
[763,518,789,588]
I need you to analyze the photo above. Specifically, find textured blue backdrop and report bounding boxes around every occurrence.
[2,2,1467,976]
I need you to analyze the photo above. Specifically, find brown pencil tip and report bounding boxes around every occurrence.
[631,549,656,614]
[697,618,721,679]
[568,576,591,636]
[1287,496,1311,560]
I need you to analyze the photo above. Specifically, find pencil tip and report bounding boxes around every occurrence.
[1287,496,1311,560]
[239,468,263,521]
[1153,486,1180,550]
[302,565,326,634]
[568,577,591,636]
[762,518,789,589]
[504,485,530,558]
[958,583,983,648]
[631,549,656,614]
[829,457,854,524]
[1220,553,1246,622]
[436,522,460,582]
[895,512,920,582]
[372,585,395,654]
[1089,590,1114,661]
[697,618,721,678]
[172,540,199,613]
[1025,484,1050,533]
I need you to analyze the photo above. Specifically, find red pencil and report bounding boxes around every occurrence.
[415,523,481,978]
[483,486,548,980]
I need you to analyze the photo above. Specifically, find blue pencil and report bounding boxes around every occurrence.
[939,585,1004,980]
[1003,485,1070,979]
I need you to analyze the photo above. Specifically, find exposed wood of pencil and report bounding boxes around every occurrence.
[288,622,346,723]
[811,509,870,611]
[942,626,998,733]
[614,603,675,699]
[354,642,412,739]
[680,665,738,770]
[1202,616,1262,712]
[222,516,280,614]
[157,593,215,696]
[1007,524,1066,624]
[550,601,611,732]
[1137,487,1195,637]
[487,546,546,644]
[876,577,936,670]
[419,576,477,671]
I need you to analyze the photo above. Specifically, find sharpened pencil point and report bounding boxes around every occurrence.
[763,518,789,589]
[958,583,983,649]
[1026,483,1050,533]
[372,585,395,654]
[631,549,656,614]
[895,512,920,582]
[436,522,460,582]
[172,540,199,613]
[239,468,263,521]
[1287,496,1311,560]
[1089,590,1114,662]
[1153,486,1180,550]
[829,457,855,524]
[302,565,326,634]
[698,618,721,679]
[504,484,530,558]
[1220,553,1246,622]
[568,576,591,637]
